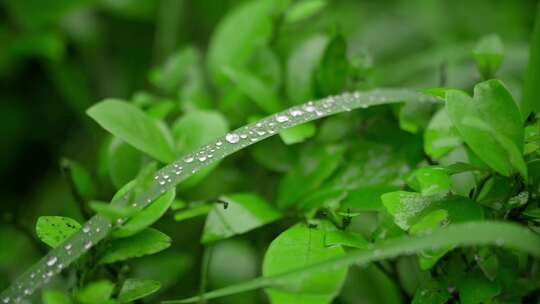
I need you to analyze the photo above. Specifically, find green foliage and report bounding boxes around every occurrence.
[2,1,540,304]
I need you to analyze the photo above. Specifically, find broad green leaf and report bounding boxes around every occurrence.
[118,279,161,303]
[406,166,451,195]
[284,0,326,23]
[324,230,368,249]
[340,185,399,211]
[399,101,437,134]
[250,136,298,172]
[149,47,201,93]
[520,5,540,119]
[89,201,138,220]
[207,0,286,85]
[60,158,95,200]
[172,110,229,188]
[381,191,440,230]
[36,216,81,248]
[76,280,114,304]
[173,204,212,222]
[287,34,328,103]
[278,122,316,145]
[42,290,72,304]
[446,80,525,177]
[112,189,175,238]
[107,137,143,189]
[166,221,540,303]
[424,108,461,159]
[409,209,448,235]
[202,193,282,243]
[100,228,171,264]
[2,89,435,302]
[277,145,344,209]
[472,34,504,79]
[262,224,347,304]
[87,99,176,163]
[315,35,350,96]
[457,270,501,304]
[222,66,283,113]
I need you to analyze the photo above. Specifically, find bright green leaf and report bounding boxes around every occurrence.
[174,204,213,222]
[36,216,81,248]
[118,279,161,303]
[100,228,171,264]
[76,280,114,304]
[284,0,326,23]
[42,290,72,304]
[278,122,316,145]
[87,99,176,163]
[472,34,504,79]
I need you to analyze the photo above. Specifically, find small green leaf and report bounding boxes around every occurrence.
[406,166,451,196]
[100,228,171,264]
[118,279,161,303]
[315,35,350,96]
[76,280,114,304]
[87,99,176,163]
[423,108,462,160]
[472,34,504,79]
[262,224,347,304]
[446,80,525,177]
[222,66,283,113]
[42,290,72,304]
[36,216,81,248]
[173,204,213,222]
[409,209,448,235]
[202,193,282,243]
[285,0,326,23]
[112,189,175,238]
[207,0,286,85]
[412,280,451,304]
[278,122,316,145]
[381,191,438,231]
[107,137,143,189]
[324,230,368,249]
[60,158,95,200]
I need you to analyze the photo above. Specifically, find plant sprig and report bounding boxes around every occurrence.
[0,89,436,303]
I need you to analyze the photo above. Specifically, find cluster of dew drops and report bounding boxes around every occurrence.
[1,89,431,304]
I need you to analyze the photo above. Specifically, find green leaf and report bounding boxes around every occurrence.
[172,110,229,188]
[424,108,462,160]
[520,5,540,119]
[399,101,437,134]
[42,290,72,304]
[76,280,114,304]
[100,228,171,264]
[262,224,347,304]
[222,66,283,113]
[315,35,350,96]
[36,216,81,248]
[165,221,540,303]
[87,99,176,163]
[174,204,212,222]
[107,137,143,189]
[446,80,525,177]
[118,279,161,303]
[324,230,368,249]
[277,145,344,209]
[207,0,286,85]
[287,34,329,103]
[409,209,448,235]
[457,270,501,304]
[284,0,326,23]
[472,34,504,79]
[340,185,399,211]
[60,158,95,200]
[381,191,440,231]
[202,193,282,243]
[406,166,451,196]
[278,122,316,145]
[112,189,175,238]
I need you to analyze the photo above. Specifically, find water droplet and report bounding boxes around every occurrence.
[158,180,166,185]
[82,226,90,233]
[495,238,504,246]
[84,240,93,250]
[2,297,10,303]
[47,256,58,266]
[225,133,240,144]
[23,289,30,296]
[276,114,289,122]
[198,155,207,162]
[46,270,54,277]
[30,272,35,279]
[240,134,247,139]
[290,109,303,117]
[216,141,223,146]
[184,156,194,163]
[95,227,101,233]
